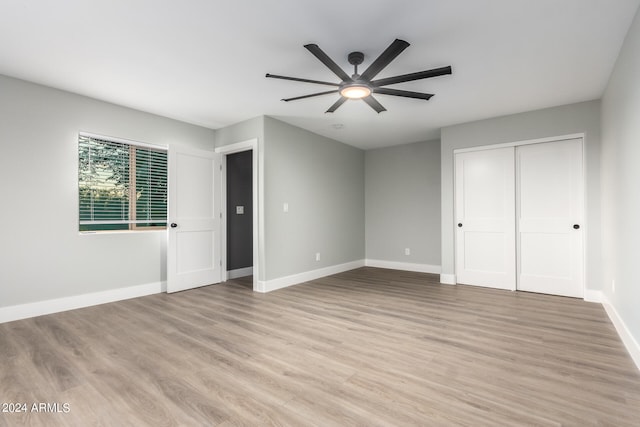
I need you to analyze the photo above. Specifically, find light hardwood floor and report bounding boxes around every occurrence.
[1,267,639,426]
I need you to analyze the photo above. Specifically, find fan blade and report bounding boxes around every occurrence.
[372,66,452,87]
[304,44,351,82]
[282,90,339,102]
[373,87,434,100]
[359,39,410,81]
[326,97,347,113]
[362,95,387,113]
[265,73,340,87]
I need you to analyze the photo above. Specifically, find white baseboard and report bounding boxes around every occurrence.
[583,289,603,303]
[256,280,268,293]
[601,295,640,372]
[365,259,441,274]
[227,267,253,279]
[0,282,164,324]
[440,274,456,285]
[256,260,365,293]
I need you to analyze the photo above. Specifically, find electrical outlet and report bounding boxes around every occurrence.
[405,248,411,256]
[283,202,289,213]
[315,253,321,261]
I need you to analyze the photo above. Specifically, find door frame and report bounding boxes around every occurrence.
[215,138,260,292]
[453,132,587,298]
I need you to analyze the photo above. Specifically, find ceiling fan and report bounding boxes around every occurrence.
[266,39,452,113]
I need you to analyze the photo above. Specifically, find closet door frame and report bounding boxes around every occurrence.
[453,133,586,298]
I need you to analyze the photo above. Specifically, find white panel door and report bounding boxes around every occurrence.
[455,147,516,290]
[167,146,221,293]
[516,139,583,298]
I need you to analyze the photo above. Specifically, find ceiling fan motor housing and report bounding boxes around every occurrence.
[348,51,365,67]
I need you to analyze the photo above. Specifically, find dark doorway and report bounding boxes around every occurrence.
[226,150,253,276]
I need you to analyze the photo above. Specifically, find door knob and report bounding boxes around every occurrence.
[170,223,178,228]
[458,223,463,228]
[573,224,580,230]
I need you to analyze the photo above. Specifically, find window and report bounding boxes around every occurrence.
[78,133,167,232]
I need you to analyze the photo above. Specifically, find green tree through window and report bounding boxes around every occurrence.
[78,134,167,231]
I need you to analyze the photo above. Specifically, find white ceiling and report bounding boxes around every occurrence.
[1,0,638,149]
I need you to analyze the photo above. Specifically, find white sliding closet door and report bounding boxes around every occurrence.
[455,147,516,290]
[516,139,584,298]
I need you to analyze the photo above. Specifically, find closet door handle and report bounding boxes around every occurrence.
[170,223,178,228]
[573,224,580,230]
[458,223,463,228]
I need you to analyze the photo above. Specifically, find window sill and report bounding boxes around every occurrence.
[79,229,167,236]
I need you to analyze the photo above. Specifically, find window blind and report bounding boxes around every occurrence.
[78,134,167,231]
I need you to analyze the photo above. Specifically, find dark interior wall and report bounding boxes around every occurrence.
[226,150,253,271]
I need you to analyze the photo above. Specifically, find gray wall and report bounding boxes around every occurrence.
[226,150,253,271]
[263,117,365,280]
[0,75,215,308]
[215,116,264,147]
[601,7,640,346]
[440,100,602,291]
[365,140,441,266]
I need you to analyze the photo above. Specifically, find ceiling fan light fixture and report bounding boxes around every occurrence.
[340,84,371,99]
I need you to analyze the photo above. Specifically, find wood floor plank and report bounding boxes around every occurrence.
[1,267,639,426]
